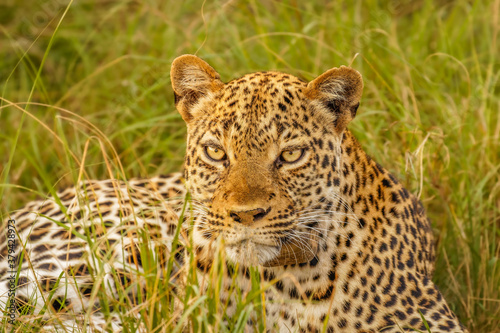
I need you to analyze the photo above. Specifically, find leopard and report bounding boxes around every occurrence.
[0,54,467,332]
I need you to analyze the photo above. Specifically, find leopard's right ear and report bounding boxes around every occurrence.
[171,55,224,122]
[304,66,363,133]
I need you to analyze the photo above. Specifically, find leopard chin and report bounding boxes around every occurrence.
[225,240,281,266]
[223,231,320,267]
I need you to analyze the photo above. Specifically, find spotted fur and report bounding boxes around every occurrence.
[0,55,467,332]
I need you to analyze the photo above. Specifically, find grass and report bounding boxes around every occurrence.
[0,0,498,331]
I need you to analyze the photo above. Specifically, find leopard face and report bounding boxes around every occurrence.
[171,55,362,267]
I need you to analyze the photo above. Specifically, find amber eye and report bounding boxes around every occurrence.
[205,146,227,161]
[280,149,304,163]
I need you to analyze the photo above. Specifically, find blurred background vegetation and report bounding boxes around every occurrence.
[0,0,498,331]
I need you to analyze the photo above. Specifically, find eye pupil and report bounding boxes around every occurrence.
[205,146,226,161]
[280,149,304,163]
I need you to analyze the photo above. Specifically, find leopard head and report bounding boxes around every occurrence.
[171,55,363,267]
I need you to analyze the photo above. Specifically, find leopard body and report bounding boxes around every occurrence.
[0,55,467,332]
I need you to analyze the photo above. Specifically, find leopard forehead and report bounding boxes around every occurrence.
[201,71,309,128]
[221,71,307,108]
[187,71,329,157]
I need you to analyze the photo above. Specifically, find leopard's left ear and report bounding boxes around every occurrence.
[171,54,224,123]
[304,66,363,133]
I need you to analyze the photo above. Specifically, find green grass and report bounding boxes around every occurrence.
[0,0,498,331]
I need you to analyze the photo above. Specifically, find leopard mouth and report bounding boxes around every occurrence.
[197,217,321,266]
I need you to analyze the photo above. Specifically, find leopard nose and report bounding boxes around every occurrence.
[229,207,271,225]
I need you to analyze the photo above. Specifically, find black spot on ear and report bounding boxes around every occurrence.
[325,100,341,115]
[351,102,359,118]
